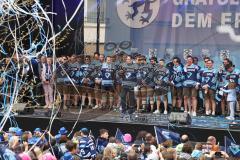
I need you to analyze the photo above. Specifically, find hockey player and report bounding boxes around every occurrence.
[183,56,201,116]
[119,55,138,116]
[80,56,96,108]
[170,57,184,112]
[96,56,116,109]
[153,59,170,114]
[200,59,218,116]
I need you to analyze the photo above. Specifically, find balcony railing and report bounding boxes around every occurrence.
[85,11,105,23]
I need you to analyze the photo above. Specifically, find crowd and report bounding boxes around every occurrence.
[1,52,240,120]
[0,126,233,160]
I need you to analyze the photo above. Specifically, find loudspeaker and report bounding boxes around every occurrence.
[168,112,192,125]
[12,103,34,115]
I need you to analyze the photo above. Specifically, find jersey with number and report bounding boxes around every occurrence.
[78,136,96,159]
[170,65,184,88]
[99,63,115,87]
[226,68,240,92]
[56,63,70,84]
[120,63,138,87]
[183,64,200,87]
[226,68,240,84]
[80,63,96,85]
[200,67,218,90]
[218,68,228,88]
[68,62,81,84]
[154,66,170,86]
[137,63,153,86]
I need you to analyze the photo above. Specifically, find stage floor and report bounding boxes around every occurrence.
[2,108,240,144]
[18,108,240,130]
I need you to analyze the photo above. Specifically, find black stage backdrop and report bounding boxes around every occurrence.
[43,0,84,56]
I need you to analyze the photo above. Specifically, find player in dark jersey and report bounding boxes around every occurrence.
[153,59,170,114]
[199,60,218,116]
[119,55,138,116]
[97,56,115,109]
[170,57,184,112]
[80,56,96,108]
[55,56,70,110]
[183,56,201,117]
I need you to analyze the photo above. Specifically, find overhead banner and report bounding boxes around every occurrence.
[105,0,240,66]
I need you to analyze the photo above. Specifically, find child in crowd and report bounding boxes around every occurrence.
[221,82,237,120]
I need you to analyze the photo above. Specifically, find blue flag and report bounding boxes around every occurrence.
[115,128,124,143]
[224,136,240,157]
[154,126,180,144]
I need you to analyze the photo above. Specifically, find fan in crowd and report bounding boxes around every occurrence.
[0,126,235,159]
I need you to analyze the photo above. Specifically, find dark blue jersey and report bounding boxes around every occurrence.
[56,63,70,84]
[218,67,228,88]
[98,63,115,87]
[80,63,96,85]
[183,64,200,87]
[154,66,170,86]
[170,65,184,87]
[120,63,138,87]
[78,136,96,159]
[200,67,218,90]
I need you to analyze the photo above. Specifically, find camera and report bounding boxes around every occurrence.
[215,151,223,158]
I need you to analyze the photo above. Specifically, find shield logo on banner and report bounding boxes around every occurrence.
[116,0,160,28]
[183,49,193,60]
[219,50,230,61]
[201,48,210,59]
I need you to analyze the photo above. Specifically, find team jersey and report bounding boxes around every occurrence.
[226,68,240,92]
[55,63,70,84]
[153,66,170,86]
[218,67,228,88]
[226,68,240,84]
[78,136,96,159]
[120,63,138,87]
[170,65,184,88]
[114,60,123,85]
[137,63,153,86]
[68,62,81,84]
[98,63,115,87]
[199,67,218,90]
[183,64,200,87]
[80,63,96,85]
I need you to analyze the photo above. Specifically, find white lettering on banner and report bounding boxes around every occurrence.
[194,0,208,5]
[218,0,229,5]
[172,0,239,5]
[197,13,212,28]
[172,13,240,28]
[186,13,195,28]
[235,13,240,28]
[221,13,232,25]
[172,13,182,27]
[172,13,212,28]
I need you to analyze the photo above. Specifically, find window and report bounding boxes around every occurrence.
[85,0,106,23]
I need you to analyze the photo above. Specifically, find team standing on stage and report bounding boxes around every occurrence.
[53,52,239,120]
[1,52,239,120]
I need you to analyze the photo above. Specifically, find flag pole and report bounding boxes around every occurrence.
[154,126,159,144]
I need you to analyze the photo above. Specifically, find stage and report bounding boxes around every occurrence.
[2,108,240,144]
